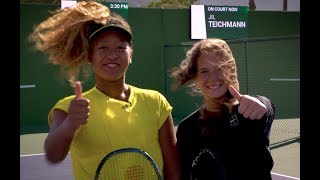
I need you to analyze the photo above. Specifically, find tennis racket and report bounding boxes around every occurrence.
[94,148,162,180]
[190,148,226,180]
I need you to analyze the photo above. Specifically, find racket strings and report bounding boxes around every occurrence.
[97,151,160,180]
[124,165,143,179]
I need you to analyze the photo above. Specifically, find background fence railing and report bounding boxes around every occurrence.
[165,35,300,146]
[20,4,299,146]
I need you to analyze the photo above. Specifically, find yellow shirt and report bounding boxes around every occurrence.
[48,85,172,179]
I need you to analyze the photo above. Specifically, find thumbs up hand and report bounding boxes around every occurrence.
[228,85,267,120]
[66,81,90,130]
[74,80,83,100]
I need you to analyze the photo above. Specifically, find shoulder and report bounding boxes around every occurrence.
[254,95,276,121]
[54,87,95,107]
[180,108,201,125]
[56,94,75,106]
[130,84,161,94]
[255,95,275,112]
[129,84,166,100]
[177,107,202,133]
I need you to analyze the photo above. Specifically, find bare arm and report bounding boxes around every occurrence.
[44,109,77,163]
[44,81,89,163]
[159,114,181,180]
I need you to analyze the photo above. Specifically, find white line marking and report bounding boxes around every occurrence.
[271,172,300,180]
[20,153,45,157]
[20,152,70,157]
[20,154,299,179]
[270,78,300,81]
[20,84,36,88]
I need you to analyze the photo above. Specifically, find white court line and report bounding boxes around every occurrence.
[20,154,300,179]
[20,153,44,157]
[20,84,36,88]
[20,152,70,157]
[270,78,300,81]
[271,172,300,180]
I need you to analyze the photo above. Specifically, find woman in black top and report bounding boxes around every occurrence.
[170,38,275,180]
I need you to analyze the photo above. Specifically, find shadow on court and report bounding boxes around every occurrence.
[20,153,300,180]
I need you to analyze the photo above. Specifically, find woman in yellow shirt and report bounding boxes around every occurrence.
[29,1,181,179]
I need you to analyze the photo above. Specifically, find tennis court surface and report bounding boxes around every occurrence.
[20,153,300,180]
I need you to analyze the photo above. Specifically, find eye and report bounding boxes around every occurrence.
[117,45,127,50]
[98,46,108,50]
[199,69,208,74]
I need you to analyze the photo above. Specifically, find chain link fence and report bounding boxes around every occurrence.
[228,35,300,146]
[168,35,300,146]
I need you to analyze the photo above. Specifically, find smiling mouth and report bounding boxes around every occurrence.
[207,84,221,89]
[104,63,119,68]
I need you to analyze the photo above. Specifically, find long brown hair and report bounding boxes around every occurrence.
[169,38,239,110]
[28,1,115,86]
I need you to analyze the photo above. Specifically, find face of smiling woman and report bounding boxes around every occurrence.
[90,30,132,83]
[195,53,229,101]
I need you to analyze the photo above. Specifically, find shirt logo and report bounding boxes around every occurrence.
[229,114,239,127]
[122,102,132,112]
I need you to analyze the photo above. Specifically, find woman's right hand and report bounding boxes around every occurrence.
[65,81,90,131]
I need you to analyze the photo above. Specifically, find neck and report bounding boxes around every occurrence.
[96,81,130,102]
[199,97,225,119]
[205,98,224,112]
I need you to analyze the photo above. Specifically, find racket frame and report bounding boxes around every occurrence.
[94,148,162,180]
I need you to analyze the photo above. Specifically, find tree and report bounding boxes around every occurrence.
[146,0,197,8]
[20,0,198,8]
[20,0,100,4]
[248,0,256,10]
[20,0,59,3]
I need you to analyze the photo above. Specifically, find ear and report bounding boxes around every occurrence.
[88,51,93,63]
[128,47,133,64]
[129,51,133,64]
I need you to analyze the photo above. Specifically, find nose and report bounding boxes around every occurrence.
[106,49,118,59]
[208,69,221,79]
